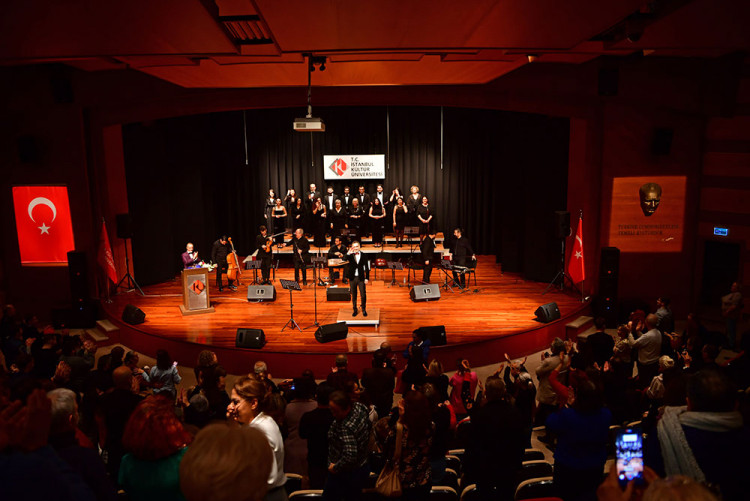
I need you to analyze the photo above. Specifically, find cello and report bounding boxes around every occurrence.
[227,237,242,285]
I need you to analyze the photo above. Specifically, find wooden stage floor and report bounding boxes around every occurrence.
[104,256,589,376]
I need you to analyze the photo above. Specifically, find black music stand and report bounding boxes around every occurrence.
[280,279,302,332]
[404,226,419,252]
[304,256,327,329]
[245,260,262,285]
[386,261,405,287]
[341,228,358,246]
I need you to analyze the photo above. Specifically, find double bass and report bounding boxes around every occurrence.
[227,237,242,285]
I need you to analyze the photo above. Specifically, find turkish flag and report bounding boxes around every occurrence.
[98,219,118,283]
[567,215,585,284]
[13,186,76,264]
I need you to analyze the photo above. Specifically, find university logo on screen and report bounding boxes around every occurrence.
[323,154,386,180]
[328,158,348,177]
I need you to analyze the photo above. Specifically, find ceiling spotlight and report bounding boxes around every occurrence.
[527,54,539,63]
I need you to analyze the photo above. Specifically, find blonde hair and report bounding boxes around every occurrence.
[427,359,443,378]
[642,475,718,501]
[659,355,675,371]
[179,423,272,501]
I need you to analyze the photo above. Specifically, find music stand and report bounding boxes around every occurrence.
[280,279,302,332]
[304,256,327,329]
[341,228,358,246]
[404,226,419,251]
[386,261,405,287]
[244,260,261,285]
[438,260,459,293]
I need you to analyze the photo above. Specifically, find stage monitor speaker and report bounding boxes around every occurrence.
[535,302,560,323]
[652,127,674,156]
[327,287,351,301]
[116,214,133,239]
[235,328,266,349]
[414,325,447,346]
[554,211,571,239]
[410,284,441,302]
[315,322,348,343]
[122,304,146,325]
[598,67,619,96]
[247,285,276,302]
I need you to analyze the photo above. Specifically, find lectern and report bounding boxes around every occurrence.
[180,268,215,315]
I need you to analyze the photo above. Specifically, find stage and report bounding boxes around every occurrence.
[103,256,590,377]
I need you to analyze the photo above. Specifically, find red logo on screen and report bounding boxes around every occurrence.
[13,186,75,264]
[329,158,348,176]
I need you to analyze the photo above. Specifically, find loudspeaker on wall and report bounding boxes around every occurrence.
[235,328,266,348]
[315,322,348,343]
[122,304,146,325]
[410,284,441,302]
[535,302,560,323]
[554,211,571,239]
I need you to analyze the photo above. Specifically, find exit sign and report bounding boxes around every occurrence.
[714,227,729,236]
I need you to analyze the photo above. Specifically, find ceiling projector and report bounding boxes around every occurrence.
[293,116,325,132]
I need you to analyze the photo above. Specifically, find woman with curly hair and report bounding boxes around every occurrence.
[227,376,288,501]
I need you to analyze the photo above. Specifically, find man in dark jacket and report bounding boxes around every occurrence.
[586,317,615,368]
[361,349,395,418]
[211,235,236,291]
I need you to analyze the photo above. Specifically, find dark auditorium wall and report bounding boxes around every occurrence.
[121,106,569,285]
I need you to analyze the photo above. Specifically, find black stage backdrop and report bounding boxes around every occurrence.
[123,106,568,286]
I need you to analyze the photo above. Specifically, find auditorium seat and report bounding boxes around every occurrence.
[430,485,459,501]
[436,467,459,492]
[514,476,555,501]
[459,484,479,501]
[523,448,545,462]
[517,460,554,484]
[288,490,323,499]
[284,473,303,496]
[445,454,462,476]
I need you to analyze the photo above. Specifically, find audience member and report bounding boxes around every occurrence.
[148,349,182,400]
[629,314,663,388]
[284,375,317,477]
[586,317,615,368]
[656,296,675,335]
[425,359,450,402]
[721,281,743,350]
[535,337,565,428]
[361,349,396,419]
[449,358,478,420]
[326,354,359,391]
[299,383,335,489]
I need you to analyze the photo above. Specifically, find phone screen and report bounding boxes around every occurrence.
[615,428,644,487]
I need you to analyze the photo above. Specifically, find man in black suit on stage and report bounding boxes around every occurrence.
[323,186,339,212]
[420,232,435,284]
[305,183,321,209]
[450,227,475,289]
[255,225,269,253]
[292,228,311,285]
[341,186,353,208]
[345,241,370,317]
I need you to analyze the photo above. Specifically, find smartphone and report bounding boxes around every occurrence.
[615,428,644,487]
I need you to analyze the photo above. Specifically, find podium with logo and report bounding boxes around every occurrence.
[180,268,215,315]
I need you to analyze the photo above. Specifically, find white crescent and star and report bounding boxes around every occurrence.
[27,197,57,235]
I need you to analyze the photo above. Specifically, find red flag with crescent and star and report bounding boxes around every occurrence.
[567,215,585,284]
[98,219,118,283]
[13,186,76,264]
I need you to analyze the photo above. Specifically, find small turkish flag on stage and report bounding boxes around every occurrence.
[567,215,585,284]
[98,219,118,283]
[13,186,76,265]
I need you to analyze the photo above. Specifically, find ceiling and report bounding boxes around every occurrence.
[1,0,748,88]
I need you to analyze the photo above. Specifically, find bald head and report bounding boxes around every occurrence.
[112,365,134,391]
[646,313,659,329]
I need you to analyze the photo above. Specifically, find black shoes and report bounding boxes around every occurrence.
[352,308,358,317]
[229,285,238,291]
[218,287,224,292]
[362,309,368,317]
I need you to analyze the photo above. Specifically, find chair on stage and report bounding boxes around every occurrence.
[464,257,478,287]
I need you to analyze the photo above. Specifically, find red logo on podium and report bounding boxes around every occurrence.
[190,280,205,294]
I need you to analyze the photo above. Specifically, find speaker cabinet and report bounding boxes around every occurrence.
[67,251,88,303]
[235,328,266,349]
[116,214,133,239]
[410,284,441,302]
[414,325,447,346]
[247,285,276,302]
[535,302,560,323]
[554,211,571,239]
[597,247,620,326]
[327,287,351,301]
[122,304,146,325]
[315,322,348,343]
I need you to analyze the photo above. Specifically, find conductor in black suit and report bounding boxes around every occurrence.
[450,228,475,289]
[420,233,436,284]
[292,228,311,285]
[346,241,370,317]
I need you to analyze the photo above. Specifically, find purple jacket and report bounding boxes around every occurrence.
[182,251,200,268]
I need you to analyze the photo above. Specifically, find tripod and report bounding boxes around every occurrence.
[543,239,581,295]
[116,239,144,295]
[305,257,326,330]
[280,279,302,332]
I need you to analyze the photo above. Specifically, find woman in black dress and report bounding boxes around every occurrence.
[416,196,433,236]
[284,189,299,230]
[263,189,276,227]
[329,198,347,244]
[348,198,364,241]
[369,197,386,247]
[291,197,306,234]
[312,197,327,247]
[271,198,287,246]
[392,196,408,248]
[406,185,422,225]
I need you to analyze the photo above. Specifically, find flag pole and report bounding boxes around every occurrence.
[102,217,113,304]
[579,209,584,303]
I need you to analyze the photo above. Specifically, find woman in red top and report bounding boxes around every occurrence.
[448,358,478,420]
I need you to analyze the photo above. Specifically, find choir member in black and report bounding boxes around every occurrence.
[356,185,371,236]
[255,225,269,253]
[258,236,273,284]
[211,235,236,292]
[327,236,348,285]
[346,241,370,317]
[311,197,327,248]
[284,189,299,230]
[292,228,310,285]
[323,186,338,212]
[372,184,387,210]
[305,183,321,209]
[450,227,475,289]
[348,198,364,241]
[291,197,307,236]
[329,199,347,244]
[416,196,433,236]
[389,187,403,235]
[420,233,436,284]
[369,197,386,247]
[271,198,287,246]
[392,197,408,248]
[406,185,422,225]
[341,186,353,208]
[263,189,276,227]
